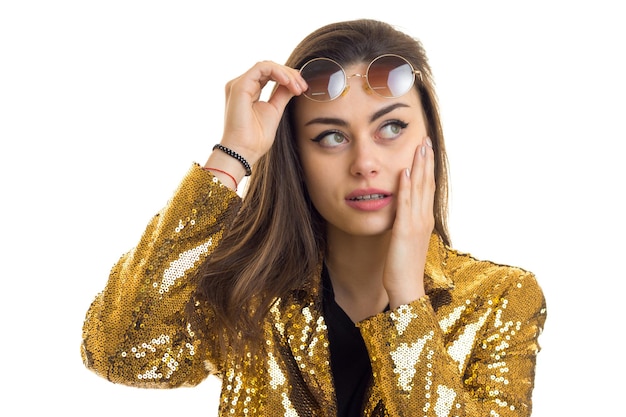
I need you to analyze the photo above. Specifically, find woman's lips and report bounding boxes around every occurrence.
[345,189,392,211]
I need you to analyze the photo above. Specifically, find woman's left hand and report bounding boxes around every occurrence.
[383,136,435,309]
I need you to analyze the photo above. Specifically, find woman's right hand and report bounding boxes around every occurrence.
[207,61,307,179]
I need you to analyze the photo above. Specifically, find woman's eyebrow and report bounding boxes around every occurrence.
[304,117,348,127]
[369,103,410,122]
[304,103,410,127]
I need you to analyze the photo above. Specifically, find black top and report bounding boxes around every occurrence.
[322,265,373,417]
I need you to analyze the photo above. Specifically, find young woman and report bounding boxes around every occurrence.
[81,19,546,417]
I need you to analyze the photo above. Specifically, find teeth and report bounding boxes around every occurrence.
[353,194,385,201]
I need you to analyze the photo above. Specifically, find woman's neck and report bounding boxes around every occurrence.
[324,227,391,323]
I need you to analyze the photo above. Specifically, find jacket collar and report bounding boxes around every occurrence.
[424,233,455,293]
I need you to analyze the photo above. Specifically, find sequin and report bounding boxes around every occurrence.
[391,305,418,335]
[160,240,212,294]
[267,353,285,389]
[390,332,433,391]
[81,163,547,416]
[448,309,491,372]
[434,385,456,417]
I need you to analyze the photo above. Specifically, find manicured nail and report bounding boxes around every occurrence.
[405,168,411,178]
[426,137,433,148]
[421,145,426,156]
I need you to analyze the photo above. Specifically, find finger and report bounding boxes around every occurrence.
[410,140,426,201]
[224,61,302,104]
[420,137,436,213]
[392,167,412,236]
[252,61,307,97]
[403,138,435,238]
[267,84,297,115]
[410,138,434,200]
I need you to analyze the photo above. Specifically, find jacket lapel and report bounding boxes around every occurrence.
[274,266,337,416]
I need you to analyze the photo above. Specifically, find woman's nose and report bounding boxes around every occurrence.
[349,139,380,177]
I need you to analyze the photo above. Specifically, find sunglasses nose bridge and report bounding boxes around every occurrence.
[345,73,373,95]
[345,73,365,88]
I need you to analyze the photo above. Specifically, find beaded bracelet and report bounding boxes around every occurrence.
[212,144,252,176]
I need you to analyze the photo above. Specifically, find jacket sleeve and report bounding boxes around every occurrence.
[81,163,241,388]
[357,269,546,417]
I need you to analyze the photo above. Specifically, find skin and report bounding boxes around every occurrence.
[205,60,435,323]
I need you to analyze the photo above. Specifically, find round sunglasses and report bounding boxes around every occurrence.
[299,54,423,102]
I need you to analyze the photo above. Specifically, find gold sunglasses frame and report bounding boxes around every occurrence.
[299,54,423,102]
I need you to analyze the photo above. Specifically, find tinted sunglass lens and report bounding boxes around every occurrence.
[300,59,346,102]
[368,55,415,98]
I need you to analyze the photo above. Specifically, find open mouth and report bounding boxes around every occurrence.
[345,190,392,211]
[349,194,388,201]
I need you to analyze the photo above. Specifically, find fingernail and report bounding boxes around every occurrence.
[426,137,433,148]
[421,145,426,156]
[405,168,411,178]
[299,78,308,92]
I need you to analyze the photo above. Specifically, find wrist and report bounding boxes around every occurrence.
[212,144,252,176]
[203,151,247,190]
[202,167,238,190]
[386,284,426,310]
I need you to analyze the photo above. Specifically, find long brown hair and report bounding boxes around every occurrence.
[190,19,450,352]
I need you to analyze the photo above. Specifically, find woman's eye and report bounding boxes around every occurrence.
[379,120,408,139]
[312,131,347,148]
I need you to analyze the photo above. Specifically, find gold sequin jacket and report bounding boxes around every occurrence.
[81,164,547,417]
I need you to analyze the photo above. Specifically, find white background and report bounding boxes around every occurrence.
[1,1,624,415]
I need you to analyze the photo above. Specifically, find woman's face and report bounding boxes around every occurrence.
[294,62,429,238]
